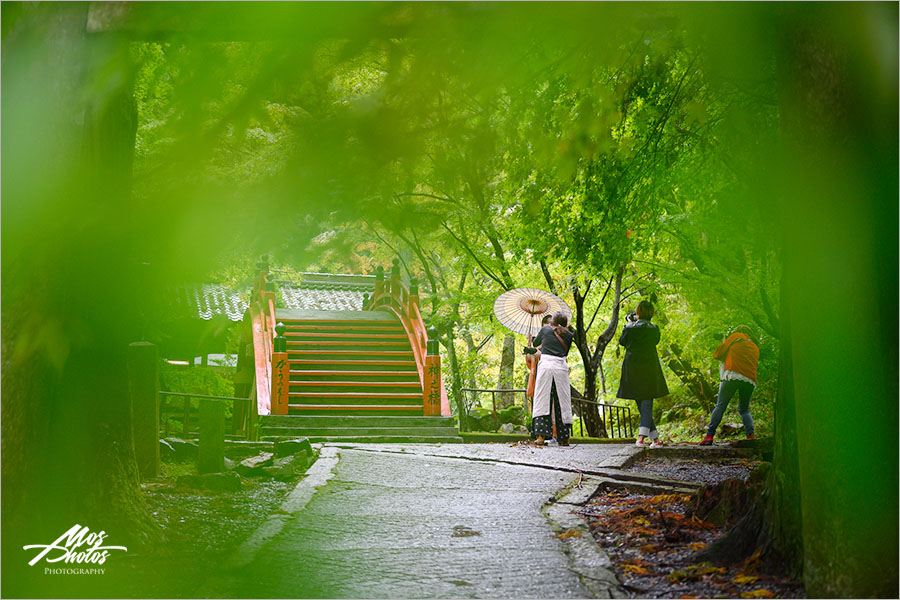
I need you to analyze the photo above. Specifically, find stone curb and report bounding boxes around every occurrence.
[225,445,340,570]
[544,477,627,599]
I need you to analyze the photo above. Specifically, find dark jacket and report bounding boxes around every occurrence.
[532,325,574,357]
[616,320,669,400]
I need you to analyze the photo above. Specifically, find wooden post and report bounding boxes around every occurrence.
[423,326,442,416]
[183,396,191,434]
[374,265,384,299]
[390,258,401,300]
[271,322,290,415]
[198,399,225,474]
[127,341,159,479]
[408,276,419,315]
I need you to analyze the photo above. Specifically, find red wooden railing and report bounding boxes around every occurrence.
[365,259,449,417]
[250,263,284,416]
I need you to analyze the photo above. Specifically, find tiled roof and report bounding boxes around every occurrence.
[174,284,250,322]
[175,273,378,321]
[279,285,367,312]
[276,271,376,312]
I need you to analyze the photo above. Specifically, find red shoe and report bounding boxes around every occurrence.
[747,434,755,440]
[699,435,714,446]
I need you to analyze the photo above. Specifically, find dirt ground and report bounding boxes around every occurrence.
[581,457,806,599]
[71,455,304,599]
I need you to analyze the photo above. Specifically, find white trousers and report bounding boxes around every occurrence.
[532,355,572,424]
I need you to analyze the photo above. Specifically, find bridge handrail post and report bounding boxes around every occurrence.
[271,322,289,415]
[423,326,442,416]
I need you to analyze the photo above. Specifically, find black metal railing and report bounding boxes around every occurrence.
[159,391,255,440]
[460,387,633,439]
[571,397,634,439]
[460,388,529,430]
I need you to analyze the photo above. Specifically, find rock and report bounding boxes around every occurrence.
[159,439,175,458]
[176,472,242,492]
[500,423,515,434]
[274,438,313,458]
[236,452,273,477]
[498,405,525,426]
[515,425,529,434]
[466,408,496,432]
[719,422,743,437]
[262,461,294,482]
[162,437,199,461]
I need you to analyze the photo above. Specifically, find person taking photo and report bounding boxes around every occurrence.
[616,300,669,448]
[700,325,760,445]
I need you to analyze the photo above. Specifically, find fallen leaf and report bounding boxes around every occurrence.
[667,562,727,582]
[688,542,707,551]
[624,564,650,575]
[678,596,698,599]
[734,574,760,584]
[740,589,775,598]
[554,528,583,539]
[639,543,658,553]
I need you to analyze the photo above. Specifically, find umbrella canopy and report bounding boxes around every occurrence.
[493,287,572,337]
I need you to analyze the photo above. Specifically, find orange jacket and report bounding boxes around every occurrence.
[714,333,759,383]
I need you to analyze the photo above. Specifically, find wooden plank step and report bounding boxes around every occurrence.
[290,360,416,367]
[276,309,395,322]
[287,404,422,412]
[285,332,407,339]
[290,370,418,377]
[284,325,405,333]
[290,381,420,388]
[290,391,422,400]
[288,350,413,357]
[279,318,396,326]
[286,340,409,347]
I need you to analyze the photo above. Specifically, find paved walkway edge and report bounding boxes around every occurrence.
[544,477,627,599]
[225,446,341,570]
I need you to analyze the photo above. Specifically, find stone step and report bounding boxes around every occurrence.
[260,415,456,428]
[593,476,697,496]
[289,381,421,394]
[261,434,464,444]
[260,426,459,438]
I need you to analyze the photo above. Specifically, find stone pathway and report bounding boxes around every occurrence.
[206,443,642,599]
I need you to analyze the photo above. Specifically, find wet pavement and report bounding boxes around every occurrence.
[207,443,641,599]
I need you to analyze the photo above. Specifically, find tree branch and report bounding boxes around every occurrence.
[440,221,509,291]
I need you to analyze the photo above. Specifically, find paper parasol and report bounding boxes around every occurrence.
[493,287,572,337]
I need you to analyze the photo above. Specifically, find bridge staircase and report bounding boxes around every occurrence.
[248,262,459,443]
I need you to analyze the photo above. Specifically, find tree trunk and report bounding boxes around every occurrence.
[700,6,898,596]
[2,7,160,593]
[581,365,608,438]
[775,6,897,595]
[441,328,468,431]
[496,334,516,409]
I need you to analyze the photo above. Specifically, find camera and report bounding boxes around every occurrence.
[625,312,637,323]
